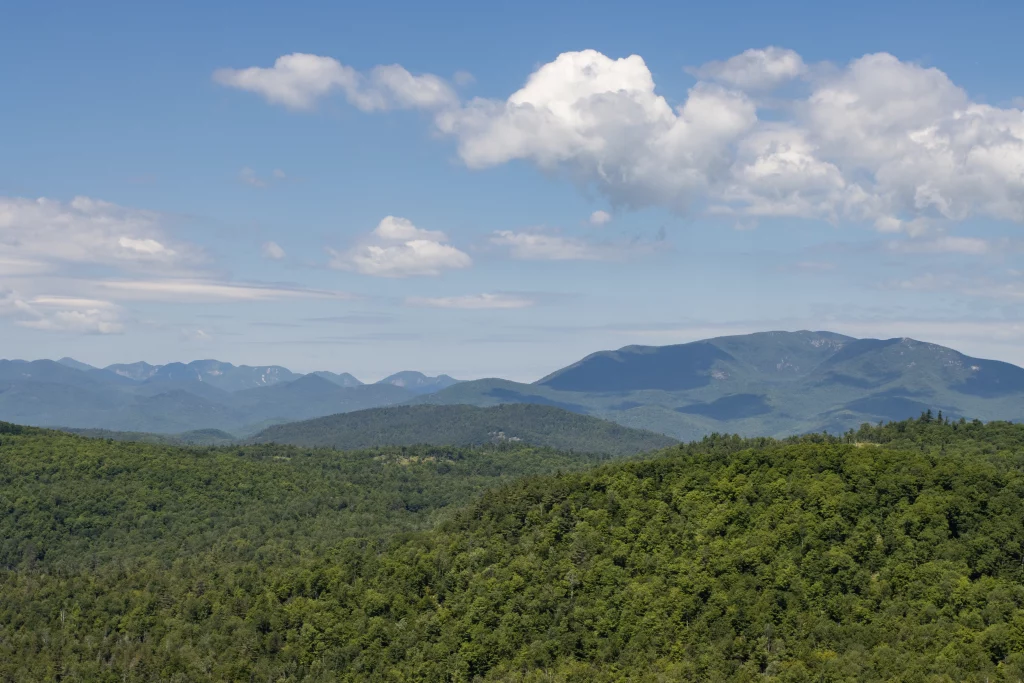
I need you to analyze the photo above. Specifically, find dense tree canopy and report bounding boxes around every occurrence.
[1,417,1023,681]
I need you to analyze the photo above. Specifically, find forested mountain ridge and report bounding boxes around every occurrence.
[416,331,1024,439]
[249,403,678,455]
[4,331,1024,439]
[1,416,1023,679]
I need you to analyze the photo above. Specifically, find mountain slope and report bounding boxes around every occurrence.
[57,357,96,371]
[104,361,160,381]
[536,340,736,391]
[0,359,107,389]
[311,371,364,387]
[231,375,416,427]
[250,403,679,455]
[417,331,1024,439]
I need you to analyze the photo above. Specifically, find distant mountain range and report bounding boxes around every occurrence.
[6,331,1024,439]
[0,359,459,434]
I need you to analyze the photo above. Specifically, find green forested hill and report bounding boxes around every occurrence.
[1,417,1023,680]
[250,403,679,455]
[0,423,614,572]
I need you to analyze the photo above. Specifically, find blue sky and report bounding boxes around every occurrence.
[2,0,1023,381]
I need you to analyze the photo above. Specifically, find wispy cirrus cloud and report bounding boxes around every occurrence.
[0,195,201,270]
[240,167,287,188]
[93,279,353,302]
[490,228,664,261]
[887,236,991,255]
[0,290,124,334]
[406,293,535,309]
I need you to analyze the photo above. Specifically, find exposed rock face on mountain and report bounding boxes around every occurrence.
[376,371,460,394]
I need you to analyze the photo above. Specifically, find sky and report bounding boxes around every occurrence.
[2,0,1023,382]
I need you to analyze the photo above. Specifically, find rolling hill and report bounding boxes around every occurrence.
[2,417,1022,679]
[249,403,679,455]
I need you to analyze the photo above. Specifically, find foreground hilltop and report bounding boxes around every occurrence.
[1,416,1022,679]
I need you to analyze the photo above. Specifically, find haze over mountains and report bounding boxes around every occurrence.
[4,330,1023,439]
[0,359,458,434]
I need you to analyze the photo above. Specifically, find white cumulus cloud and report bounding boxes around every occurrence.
[224,48,1024,233]
[436,50,758,211]
[589,210,612,225]
[213,53,457,112]
[329,216,471,277]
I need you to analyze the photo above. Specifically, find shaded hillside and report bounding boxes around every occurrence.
[250,404,678,455]
[1,417,1023,680]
